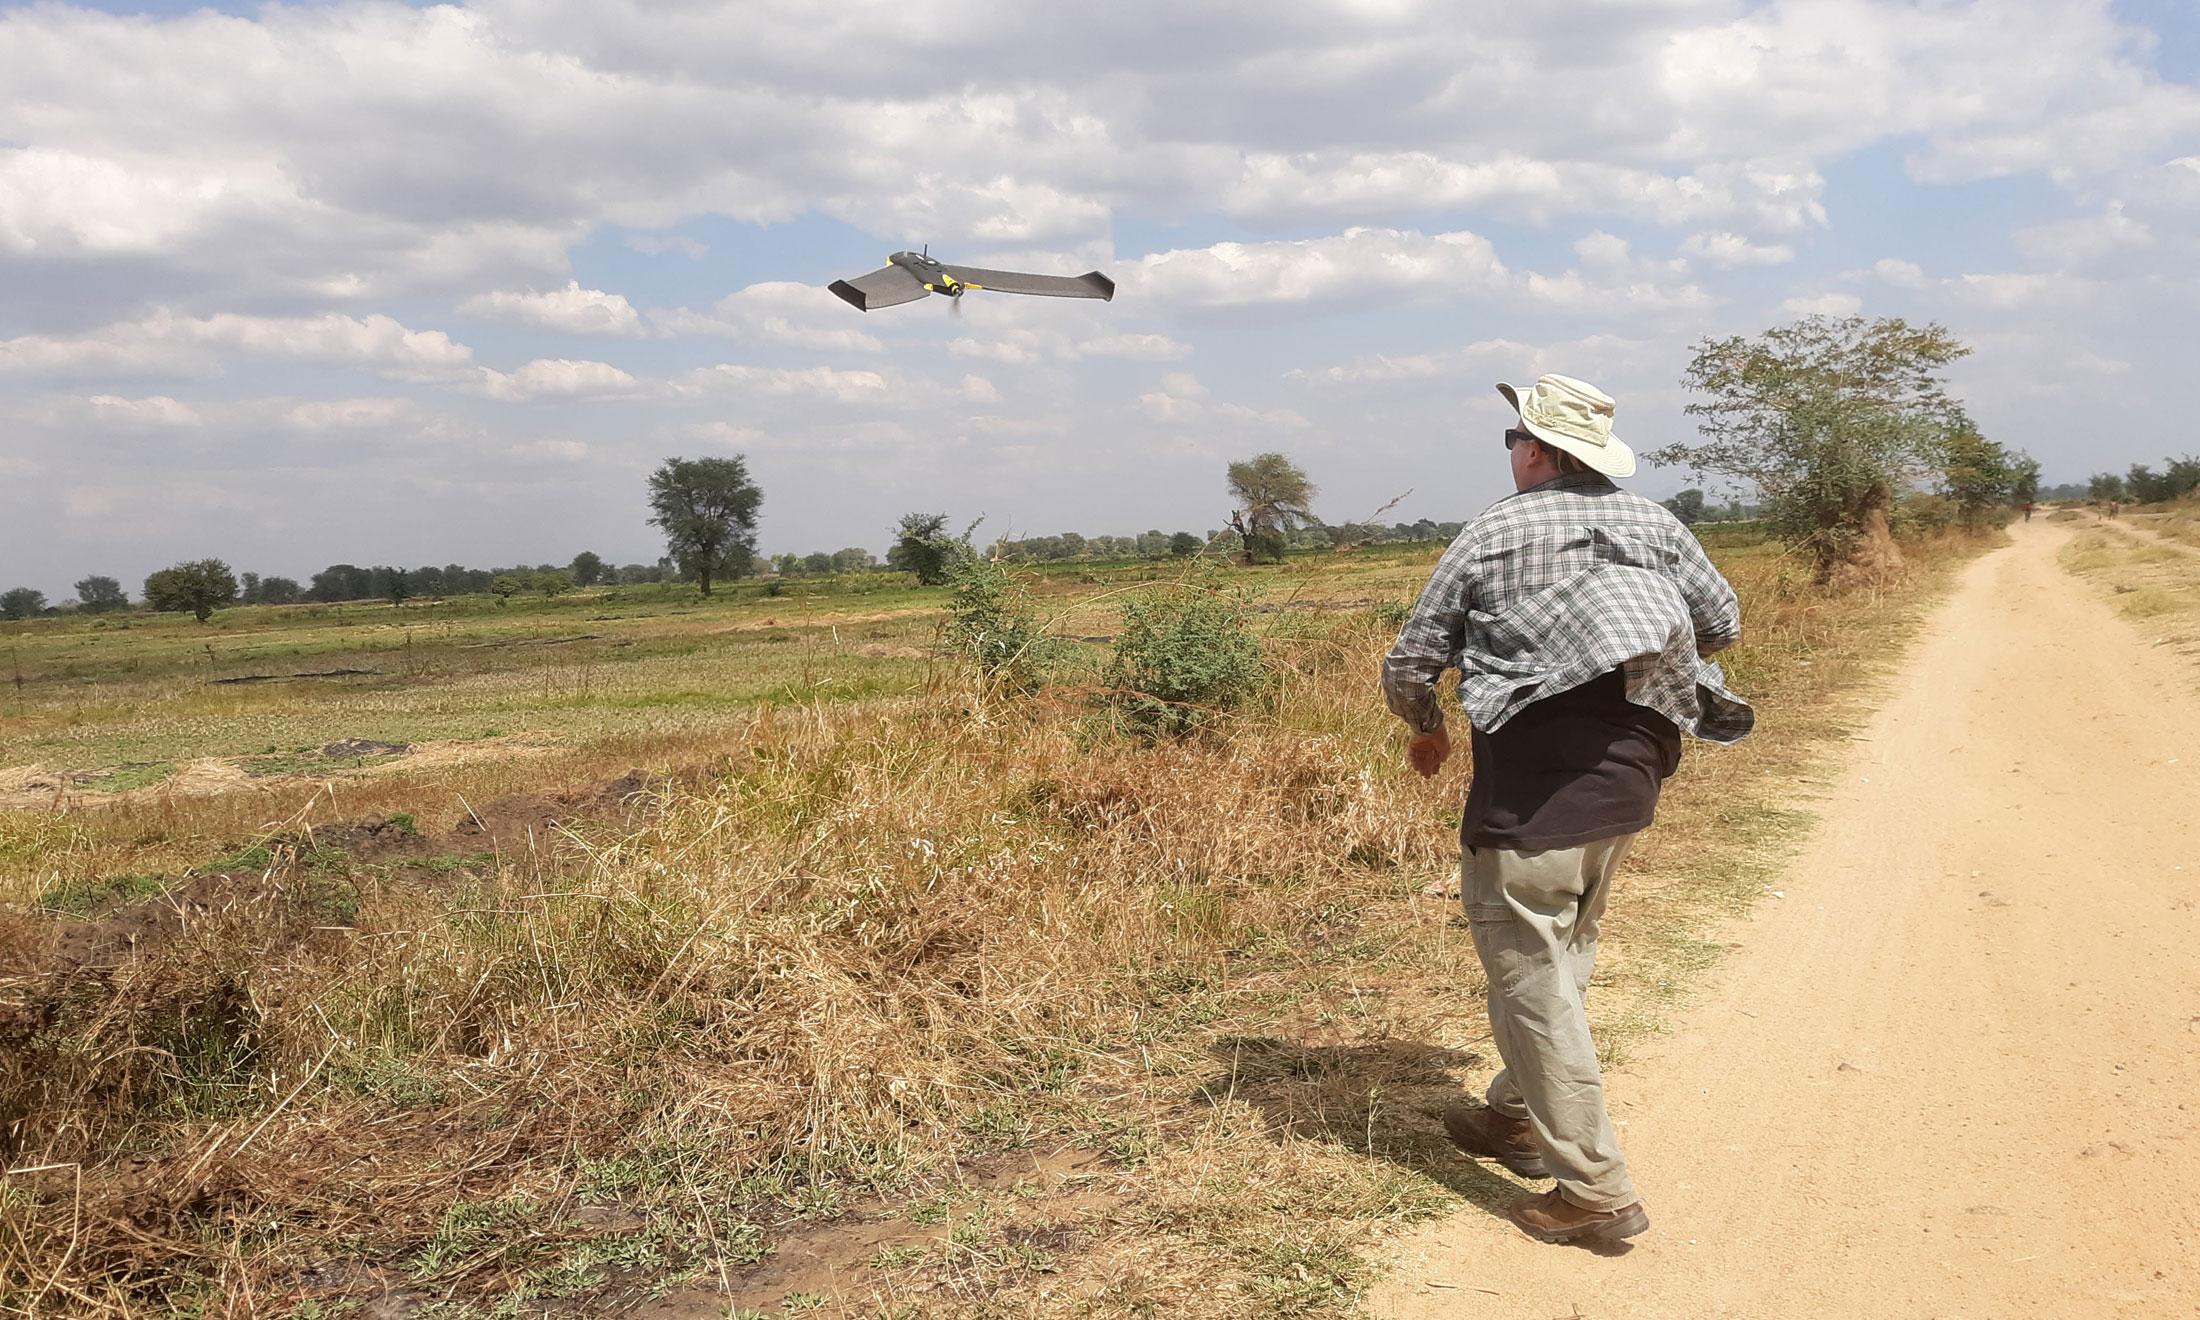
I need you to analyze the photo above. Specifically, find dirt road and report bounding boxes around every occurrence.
[1367,521,2200,1318]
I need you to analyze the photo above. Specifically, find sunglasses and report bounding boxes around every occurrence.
[1504,428,1536,451]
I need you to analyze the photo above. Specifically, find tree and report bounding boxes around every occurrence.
[532,569,575,597]
[143,559,239,623]
[887,512,971,586]
[570,551,604,586]
[259,576,302,605]
[73,575,127,612]
[239,571,262,604]
[2009,454,2041,506]
[1652,315,1971,584]
[2088,472,2127,502]
[1226,453,1318,564]
[1169,531,1203,558]
[1,587,46,620]
[387,569,411,606]
[647,456,762,596]
[490,574,521,603]
[1662,488,1707,525]
[1940,424,2017,529]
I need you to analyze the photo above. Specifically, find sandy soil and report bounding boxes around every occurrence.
[1367,521,2200,1318]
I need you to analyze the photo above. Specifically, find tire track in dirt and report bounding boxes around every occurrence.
[1366,521,2200,1319]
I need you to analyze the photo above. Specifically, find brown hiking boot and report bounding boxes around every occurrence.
[1440,1104,1549,1178]
[1507,1188,1650,1244]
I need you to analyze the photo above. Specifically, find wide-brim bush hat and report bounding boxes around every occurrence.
[1496,372,1636,478]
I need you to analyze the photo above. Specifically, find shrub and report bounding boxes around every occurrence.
[1100,588,1267,738]
[943,556,1053,693]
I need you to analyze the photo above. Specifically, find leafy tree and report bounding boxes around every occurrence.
[491,574,521,603]
[73,575,127,612]
[143,559,239,623]
[1,587,46,620]
[1652,315,1971,583]
[258,576,302,605]
[2088,472,2127,502]
[533,569,575,597]
[647,456,763,596]
[570,551,604,587]
[2169,455,2200,500]
[1662,488,1707,525]
[1227,452,1318,564]
[387,570,411,605]
[309,564,372,602]
[887,512,971,585]
[2009,454,2041,506]
[830,547,875,572]
[1169,531,1203,558]
[1940,424,2018,529]
[239,571,262,604]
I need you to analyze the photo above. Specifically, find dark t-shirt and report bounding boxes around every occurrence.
[1462,668,1682,852]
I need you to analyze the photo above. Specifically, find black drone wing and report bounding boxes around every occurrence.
[828,264,931,311]
[937,264,1115,301]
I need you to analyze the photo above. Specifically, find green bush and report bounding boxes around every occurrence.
[1101,588,1267,738]
[943,556,1053,693]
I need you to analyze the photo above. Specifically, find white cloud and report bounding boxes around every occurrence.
[653,281,884,352]
[507,438,591,460]
[958,374,1002,403]
[1681,231,1796,268]
[82,394,202,427]
[1078,332,1191,360]
[0,310,474,379]
[461,281,645,336]
[676,363,892,404]
[478,358,641,402]
[1124,227,1510,309]
[1780,292,1863,316]
[1869,258,1929,288]
[284,397,416,430]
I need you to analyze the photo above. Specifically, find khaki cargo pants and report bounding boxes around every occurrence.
[1463,834,1640,1211]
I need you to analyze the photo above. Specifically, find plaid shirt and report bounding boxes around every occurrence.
[1382,473,1754,743]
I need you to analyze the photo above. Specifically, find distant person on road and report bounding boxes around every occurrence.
[1382,373,1754,1246]
[2023,500,2035,522]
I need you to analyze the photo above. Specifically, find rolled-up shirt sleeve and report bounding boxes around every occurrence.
[1382,538,1474,733]
[1673,527,1741,655]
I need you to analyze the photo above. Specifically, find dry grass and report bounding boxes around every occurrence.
[0,532,1989,1318]
[2059,521,2200,682]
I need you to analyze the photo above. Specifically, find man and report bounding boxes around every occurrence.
[1382,373,1753,1246]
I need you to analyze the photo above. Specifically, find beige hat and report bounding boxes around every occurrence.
[1496,373,1636,478]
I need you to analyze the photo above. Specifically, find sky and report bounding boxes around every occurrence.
[4,0,2199,598]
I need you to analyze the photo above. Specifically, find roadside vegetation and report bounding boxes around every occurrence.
[2,520,1999,1318]
[2058,497,2200,683]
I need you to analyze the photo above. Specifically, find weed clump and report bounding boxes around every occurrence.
[1101,587,1267,738]
[943,556,1055,694]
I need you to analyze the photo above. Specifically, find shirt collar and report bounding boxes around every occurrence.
[1519,471,1617,497]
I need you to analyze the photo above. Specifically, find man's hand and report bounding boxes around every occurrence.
[1407,725,1451,778]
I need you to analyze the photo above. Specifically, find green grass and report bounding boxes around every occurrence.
[37,870,169,915]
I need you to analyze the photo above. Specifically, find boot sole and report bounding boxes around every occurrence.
[1440,1114,1550,1179]
[1509,1200,1651,1245]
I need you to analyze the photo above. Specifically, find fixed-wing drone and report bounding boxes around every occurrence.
[828,249,1116,311]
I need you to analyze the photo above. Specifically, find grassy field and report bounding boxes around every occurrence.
[1,529,1987,1318]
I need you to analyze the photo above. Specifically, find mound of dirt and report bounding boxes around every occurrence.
[450,770,653,852]
[23,770,656,975]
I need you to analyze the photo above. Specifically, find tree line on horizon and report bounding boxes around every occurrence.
[2082,458,2200,505]
[2,322,2140,624]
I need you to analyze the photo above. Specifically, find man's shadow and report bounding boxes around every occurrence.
[1192,1034,1633,1254]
